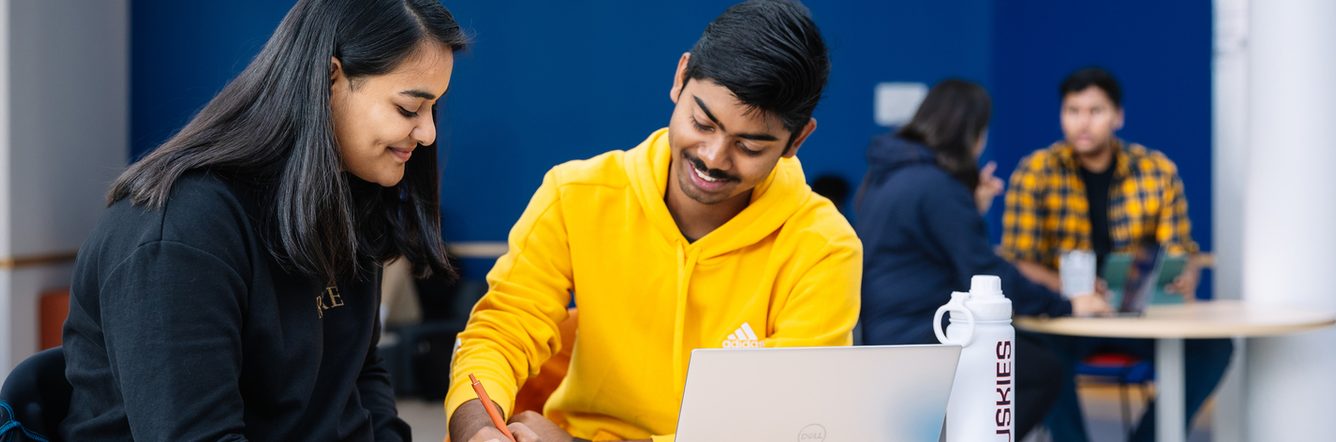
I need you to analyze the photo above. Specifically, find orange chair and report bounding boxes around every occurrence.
[443,308,576,442]
[513,308,578,414]
[39,288,70,350]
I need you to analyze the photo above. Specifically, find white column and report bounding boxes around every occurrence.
[1242,0,1336,440]
[1155,338,1186,442]
[0,0,128,373]
[1210,0,1248,439]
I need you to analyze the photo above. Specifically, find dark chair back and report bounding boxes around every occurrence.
[0,347,71,441]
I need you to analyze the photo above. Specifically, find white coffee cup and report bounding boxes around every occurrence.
[1059,249,1097,298]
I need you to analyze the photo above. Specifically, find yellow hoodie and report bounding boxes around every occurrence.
[445,128,861,441]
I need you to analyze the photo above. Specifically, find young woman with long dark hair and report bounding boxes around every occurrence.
[62,1,467,439]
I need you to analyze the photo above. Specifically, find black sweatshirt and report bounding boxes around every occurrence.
[61,172,410,441]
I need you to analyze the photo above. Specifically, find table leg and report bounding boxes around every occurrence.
[1157,338,1186,442]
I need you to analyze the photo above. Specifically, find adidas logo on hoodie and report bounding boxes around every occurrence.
[722,322,763,348]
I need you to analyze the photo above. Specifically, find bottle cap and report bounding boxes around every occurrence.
[970,275,1004,298]
[963,275,1013,321]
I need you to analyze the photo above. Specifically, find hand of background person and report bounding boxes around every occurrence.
[1165,262,1202,299]
[1070,293,1113,317]
[975,161,1006,214]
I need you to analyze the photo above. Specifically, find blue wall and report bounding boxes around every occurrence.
[130,0,992,277]
[435,0,991,242]
[131,2,291,155]
[131,0,991,238]
[130,1,1213,290]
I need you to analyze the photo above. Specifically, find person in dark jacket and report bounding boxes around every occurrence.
[854,79,1111,439]
[60,1,467,440]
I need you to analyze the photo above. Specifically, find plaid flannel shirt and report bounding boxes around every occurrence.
[999,140,1198,269]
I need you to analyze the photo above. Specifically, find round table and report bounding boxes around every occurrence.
[1015,300,1336,442]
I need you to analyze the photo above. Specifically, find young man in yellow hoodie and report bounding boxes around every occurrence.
[446,1,859,441]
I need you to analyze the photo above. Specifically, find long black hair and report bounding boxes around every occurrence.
[109,0,467,283]
[898,79,991,192]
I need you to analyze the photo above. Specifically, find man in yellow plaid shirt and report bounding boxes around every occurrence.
[999,67,1232,442]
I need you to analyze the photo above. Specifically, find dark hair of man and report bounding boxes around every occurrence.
[897,79,992,193]
[683,0,829,153]
[107,0,468,283]
[1060,66,1123,109]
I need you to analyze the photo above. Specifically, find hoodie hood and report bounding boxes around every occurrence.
[626,128,811,258]
[865,132,938,180]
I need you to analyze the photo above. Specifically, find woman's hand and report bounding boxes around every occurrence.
[975,161,1006,214]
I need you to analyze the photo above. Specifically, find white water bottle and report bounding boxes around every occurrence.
[934,275,1016,442]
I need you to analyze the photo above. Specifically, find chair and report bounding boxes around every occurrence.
[381,277,486,399]
[1074,252,1214,437]
[513,308,578,414]
[1071,252,1154,436]
[0,347,71,441]
[38,289,69,351]
[1075,351,1153,436]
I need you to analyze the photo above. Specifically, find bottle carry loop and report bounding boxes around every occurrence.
[933,292,975,346]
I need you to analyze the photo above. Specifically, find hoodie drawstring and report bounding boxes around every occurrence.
[672,244,697,395]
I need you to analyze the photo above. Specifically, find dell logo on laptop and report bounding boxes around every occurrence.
[798,424,827,441]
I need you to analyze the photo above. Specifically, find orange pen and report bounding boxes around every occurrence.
[469,373,517,442]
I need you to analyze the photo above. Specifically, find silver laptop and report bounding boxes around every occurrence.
[674,344,961,441]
